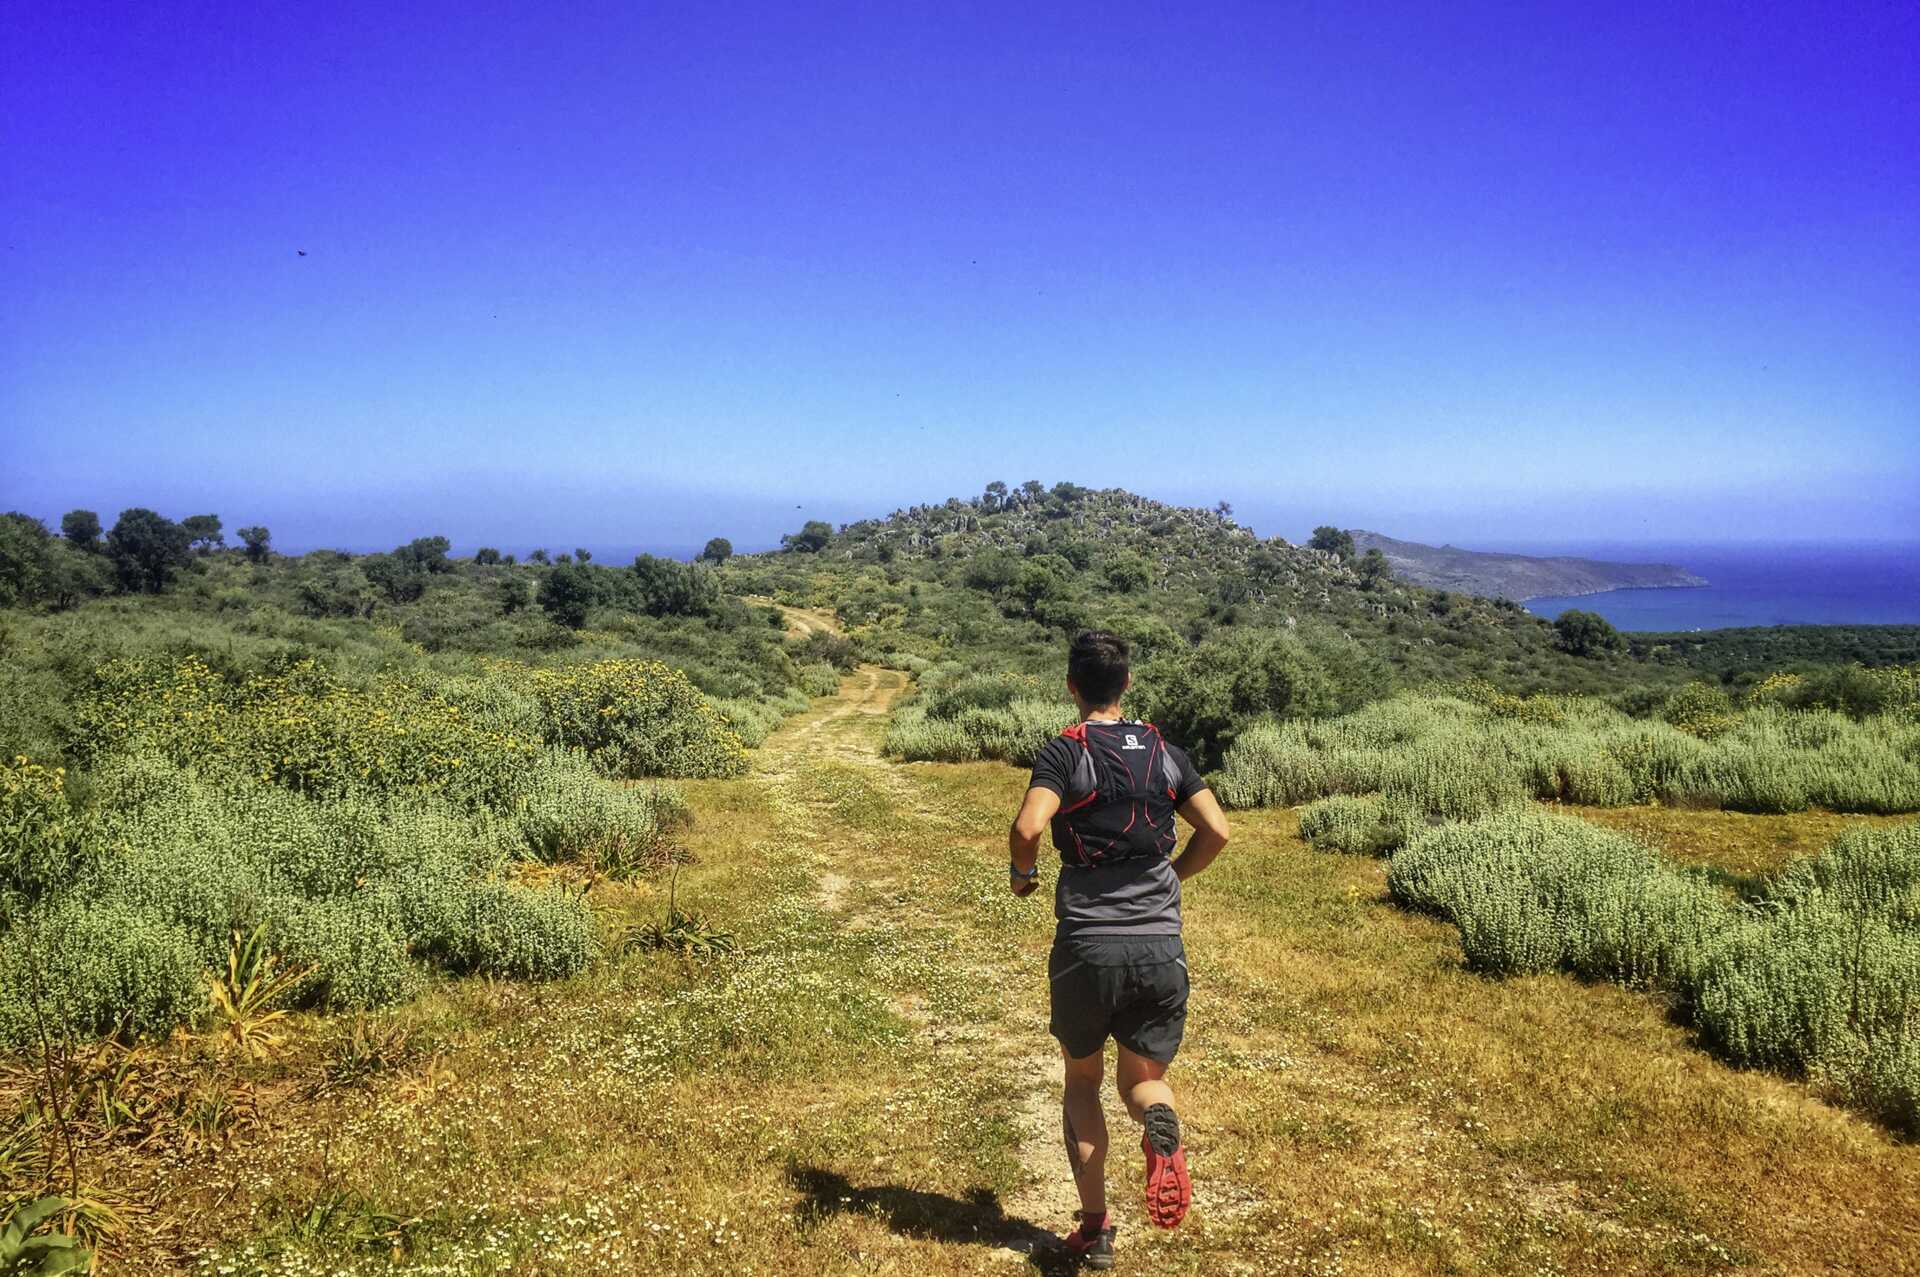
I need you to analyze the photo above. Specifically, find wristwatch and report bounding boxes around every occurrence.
[1009,861,1039,881]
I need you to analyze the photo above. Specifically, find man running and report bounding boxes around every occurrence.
[1008,630,1231,1269]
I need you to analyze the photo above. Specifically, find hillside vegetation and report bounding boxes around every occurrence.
[0,514,848,1053]
[4,492,1919,1271]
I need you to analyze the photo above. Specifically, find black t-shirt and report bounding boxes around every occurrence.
[1027,722,1210,937]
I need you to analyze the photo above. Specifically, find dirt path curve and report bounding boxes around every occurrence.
[742,595,845,640]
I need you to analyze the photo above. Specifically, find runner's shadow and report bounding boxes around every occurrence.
[788,1165,1077,1273]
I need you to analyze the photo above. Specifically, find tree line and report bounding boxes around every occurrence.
[0,508,271,608]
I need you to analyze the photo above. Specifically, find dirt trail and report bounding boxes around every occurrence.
[743,595,845,640]
[739,663,1219,1263]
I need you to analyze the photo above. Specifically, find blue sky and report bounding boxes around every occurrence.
[4,1,1915,554]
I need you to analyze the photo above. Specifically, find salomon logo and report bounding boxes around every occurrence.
[1122,734,1145,750]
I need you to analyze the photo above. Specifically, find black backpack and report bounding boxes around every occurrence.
[1051,720,1185,868]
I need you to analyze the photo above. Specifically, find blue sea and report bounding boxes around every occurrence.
[1519,543,1920,632]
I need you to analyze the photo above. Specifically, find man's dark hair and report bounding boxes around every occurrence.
[1068,629,1130,705]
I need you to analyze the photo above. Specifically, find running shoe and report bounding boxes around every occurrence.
[1061,1212,1115,1269]
[1140,1103,1190,1229]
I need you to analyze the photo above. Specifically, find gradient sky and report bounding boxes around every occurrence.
[4,1,1916,554]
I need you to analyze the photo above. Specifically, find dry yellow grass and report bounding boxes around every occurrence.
[65,673,1920,1275]
[1568,803,1912,878]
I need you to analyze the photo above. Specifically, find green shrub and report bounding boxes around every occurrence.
[1388,808,1727,987]
[1,758,81,911]
[1661,682,1739,737]
[1211,721,1327,809]
[443,880,597,980]
[1762,822,1920,924]
[1380,742,1532,823]
[512,659,748,779]
[709,689,807,748]
[0,901,203,1045]
[514,751,686,873]
[271,895,421,1010]
[1695,905,1918,1130]
[1388,808,1920,1133]
[915,671,1049,720]
[1746,663,1920,720]
[1134,631,1342,767]
[798,662,843,698]
[882,706,981,763]
[1216,690,1920,819]
[72,656,542,807]
[1297,794,1418,856]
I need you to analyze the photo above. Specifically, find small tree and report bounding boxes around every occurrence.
[1309,526,1355,560]
[59,510,101,551]
[1104,553,1151,593]
[181,513,224,553]
[1553,609,1624,658]
[529,548,550,565]
[982,481,1008,512]
[574,548,592,564]
[362,552,427,604]
[1357,547,1390,589]
[1011,557,1070,614]
[539,561,597,628]
[781,520,833,554]
[106,508,193,593]
[1137,630,1339,768]
[698,537,733,564]
[473,547,502,566]
[395,536,452,573]
[631,554,718,617]
[42,541,114,609]
[964,549,1019,594]
[1215,500,1233,519]
[238,525,272,564]
[0,513,52,606]
[495,573,531,615]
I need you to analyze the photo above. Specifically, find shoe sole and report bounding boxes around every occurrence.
[1141,1110,1191,1229]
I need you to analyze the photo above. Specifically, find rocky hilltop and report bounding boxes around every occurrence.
[1351,530,1707,601]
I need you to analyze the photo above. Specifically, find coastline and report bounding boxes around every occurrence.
[1516,581,1711,603]
[1520,543,1920,630]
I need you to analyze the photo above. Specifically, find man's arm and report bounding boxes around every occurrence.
[1008,787,1060,897]
[1171,789,1230,883]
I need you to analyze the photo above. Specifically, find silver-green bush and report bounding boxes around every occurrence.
[0,901,202,1042]
[1297,794,1419,856]
[1216,690,1920,817]
[883,697,1073,765]
[1389,809,1920,1133]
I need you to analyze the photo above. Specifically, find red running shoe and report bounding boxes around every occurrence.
[1140,1103,1190,1229]
[1062,1211,1115,1269]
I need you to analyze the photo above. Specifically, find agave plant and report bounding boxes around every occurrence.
[628,906,738,958]
[206,924,311,1061]
[0,1197,90,1276]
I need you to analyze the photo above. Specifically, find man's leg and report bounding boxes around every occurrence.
[1114,1043,1173,1122]
[1061,1046,1108,1215]
[1117,1043,1190,1229]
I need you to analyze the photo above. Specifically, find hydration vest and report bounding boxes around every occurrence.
[1050,720,1185,869]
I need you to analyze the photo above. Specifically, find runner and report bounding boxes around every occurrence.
[1007,629,1231,1269]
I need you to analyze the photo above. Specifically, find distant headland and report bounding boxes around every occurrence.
[1351,530,1708,601]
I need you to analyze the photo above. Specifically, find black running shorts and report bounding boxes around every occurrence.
[1047,935,1188,1063]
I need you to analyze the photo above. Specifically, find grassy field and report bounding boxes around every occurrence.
[48,667,1916,1276]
